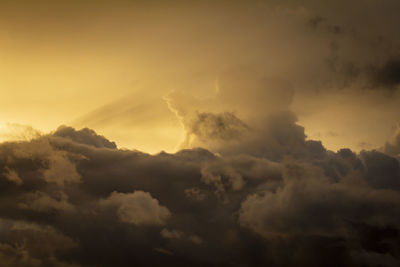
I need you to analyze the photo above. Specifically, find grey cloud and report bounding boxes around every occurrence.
[360,150,400,190]
[0,125,399,266]
[238,159,400,267]
[18,191,75,213]
[3,168,23,185]
[239,160,400,238]
[166,70,325,161]
[0,137,81,187]
[184,187,207,201]
[99,191,171,225]
[161,228,184,240]
[161,228,203,245]
[189,112,249,142]
[53,126,117,149]
[0,218,79,267]
[217,111,326,161]
[0,243,41,267]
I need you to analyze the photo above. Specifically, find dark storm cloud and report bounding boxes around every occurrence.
[0,121,399,266]
[0,128,282,266]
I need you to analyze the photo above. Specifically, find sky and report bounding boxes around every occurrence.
[1,0,400,153]
[1,1,400,266]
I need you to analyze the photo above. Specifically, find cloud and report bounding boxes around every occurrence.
[18,191,75,213]
[99,191,171,225]
[239,160,400,238]
[0,124,398,266]
[53,126,117,149]
[161,228,184,240]
[189,112,249,142]
[382,124,400,158]
[0,123,41,143]
[165,69,325,161]
[184,187,207,201]
[370,59,400,90]
[3,168,23,185]
[0,218,79,267]
[161,228,203,245]
[360,150,400,190]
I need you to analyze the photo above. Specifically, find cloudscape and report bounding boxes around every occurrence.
[1,0,400,266]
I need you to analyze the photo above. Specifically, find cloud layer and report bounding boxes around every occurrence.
[0,116,399,266]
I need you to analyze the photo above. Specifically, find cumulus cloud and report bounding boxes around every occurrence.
[239,161,400,238]
[52,126,117,149]
[99,191,170,225]
[0,122,398,266]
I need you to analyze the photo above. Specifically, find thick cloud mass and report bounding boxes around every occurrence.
[0,121,399,267]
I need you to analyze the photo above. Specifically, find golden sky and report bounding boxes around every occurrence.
[1,0,400,153]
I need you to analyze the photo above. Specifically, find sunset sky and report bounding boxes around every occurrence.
[1,0,400,153]
[1,1,400,267]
